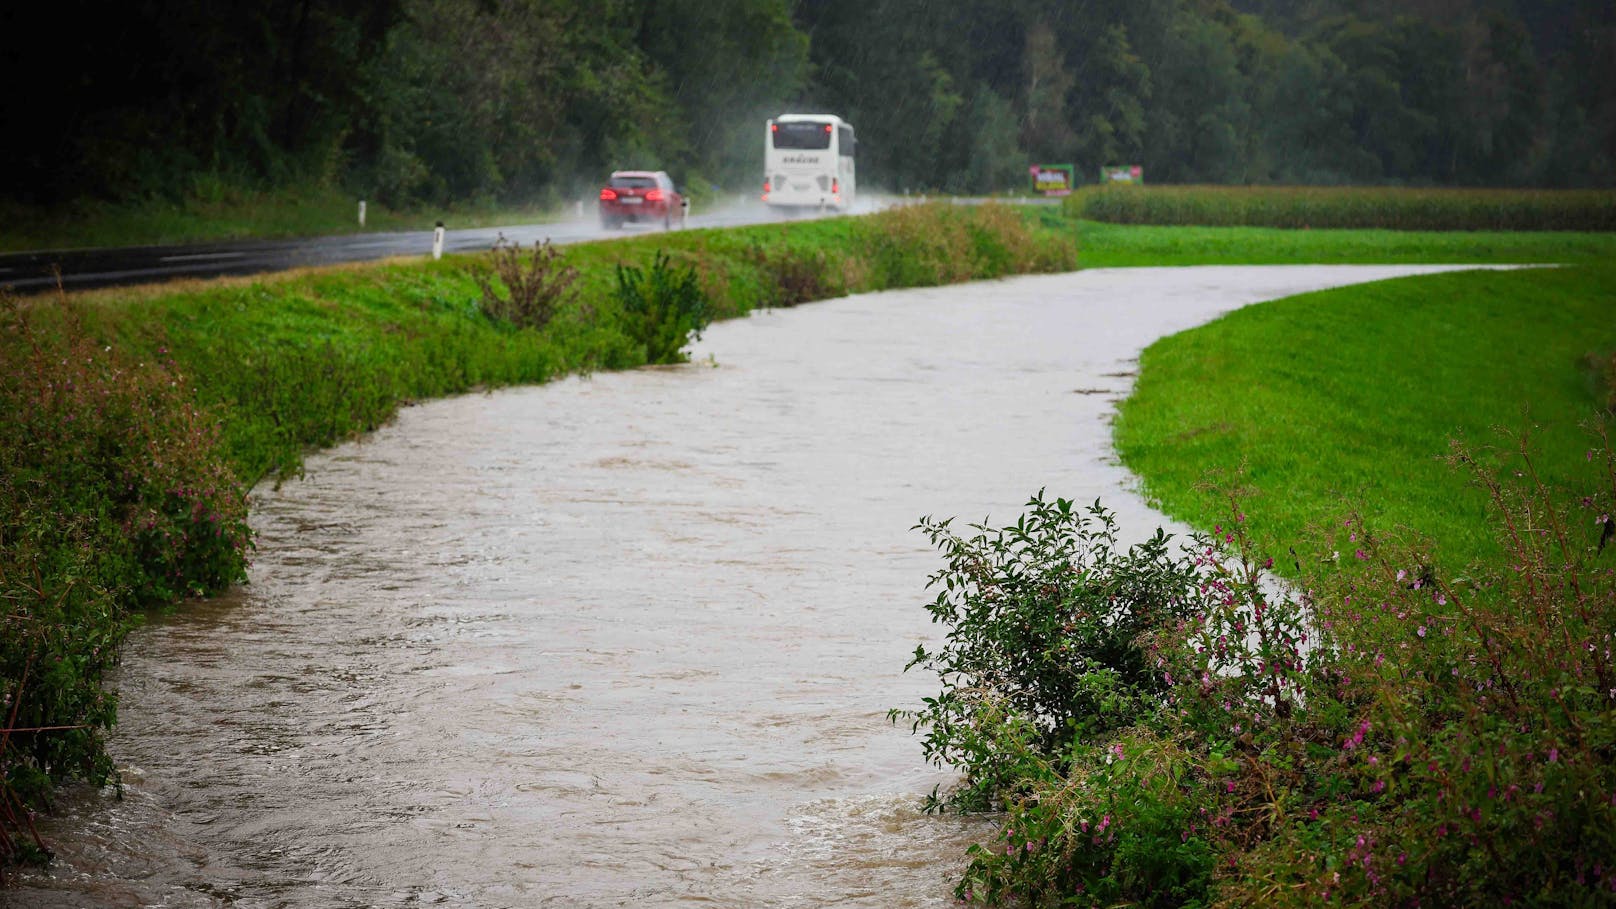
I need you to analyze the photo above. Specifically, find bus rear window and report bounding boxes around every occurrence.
[772,122,832,150]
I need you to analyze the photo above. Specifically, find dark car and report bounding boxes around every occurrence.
[599,170,686,230]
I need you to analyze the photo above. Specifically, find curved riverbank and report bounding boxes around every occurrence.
[9,265,1491,906]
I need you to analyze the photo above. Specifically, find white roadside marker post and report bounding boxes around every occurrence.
[358,200,366,228]
[432,221,445,260]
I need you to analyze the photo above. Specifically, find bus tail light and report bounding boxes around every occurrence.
[831,178,839,194]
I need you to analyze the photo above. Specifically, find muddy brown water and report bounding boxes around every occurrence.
[9,266,1483,908]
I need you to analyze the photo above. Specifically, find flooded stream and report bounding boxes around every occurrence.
[9,266,1477,908]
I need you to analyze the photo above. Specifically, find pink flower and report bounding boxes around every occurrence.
[1355,549,1368,560]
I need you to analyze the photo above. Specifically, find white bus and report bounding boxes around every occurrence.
[762,114,856,213]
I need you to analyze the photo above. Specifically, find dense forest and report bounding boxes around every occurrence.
[2,0,1612,209]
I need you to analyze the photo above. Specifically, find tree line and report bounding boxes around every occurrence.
[2,0,1611,210]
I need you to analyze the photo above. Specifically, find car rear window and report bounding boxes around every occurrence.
[609,176,658,189]
[772,122,832,150]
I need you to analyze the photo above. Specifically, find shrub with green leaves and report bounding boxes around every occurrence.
[1,295,249,862]
[897,494,1204,813]
[747,242,844,308]
[613,250,712,364]
[909,436,1616,907]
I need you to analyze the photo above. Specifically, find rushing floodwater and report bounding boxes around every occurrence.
[10,266,1481,908]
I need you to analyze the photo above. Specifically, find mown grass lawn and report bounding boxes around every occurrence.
[1114,263,1616,571]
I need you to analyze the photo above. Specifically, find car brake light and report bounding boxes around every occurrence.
[600,188,617,201]
[645,189,664,202]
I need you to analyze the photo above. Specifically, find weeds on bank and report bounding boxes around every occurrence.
[747,242,845,308]
[903,432,1616,906]
[0,201,1080,877]
[613,250,711,364]
[471,237,580,330]
[0,292,250,870]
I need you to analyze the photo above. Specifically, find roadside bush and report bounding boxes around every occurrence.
[748,242,844,308]
[855,202,1077,290]
[470,237,579,330]
[0,294,249,859]
[908,434,1616,906]
[613,250,712,364]
[897,493,1204,813]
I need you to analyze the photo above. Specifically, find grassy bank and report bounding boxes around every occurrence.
[0,202,1074,867]
[903,262,1616,907]
[1067,184,1616,232]
[1114,264,1616,569]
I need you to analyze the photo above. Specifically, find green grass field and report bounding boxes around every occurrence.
[1114,263,1616,571]
[1070,219,1616,267]
[1067,184,1616,232]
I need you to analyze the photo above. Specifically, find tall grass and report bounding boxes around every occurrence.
[1068,185,1616,232]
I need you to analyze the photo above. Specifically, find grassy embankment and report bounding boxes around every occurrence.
[899,189,1616,907]
[1115,264,1616,570]
[0,202,1073,868]
[7,189,1616,894]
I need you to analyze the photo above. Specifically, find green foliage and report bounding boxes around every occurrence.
[613,251,712,364]
[0,203,1080,874]
[909,441,1616,905]
[854,202,1077,289]
[898,494,1203,812]
[471,238,580,330]
[7,0,1616,235]
[0,294,250,860]
[747,242,844,308]
[1584,350,1616,416]
[1069,185,1616,232]
[1114,265,1616,570]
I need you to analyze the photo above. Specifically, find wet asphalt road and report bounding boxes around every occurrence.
[0,199,830,294]
[0,196,1059,294]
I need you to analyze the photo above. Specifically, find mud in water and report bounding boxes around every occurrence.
[9,266,1486,908]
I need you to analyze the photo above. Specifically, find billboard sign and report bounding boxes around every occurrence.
[1101,165,1144,184]
[1029,164,1075,196]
